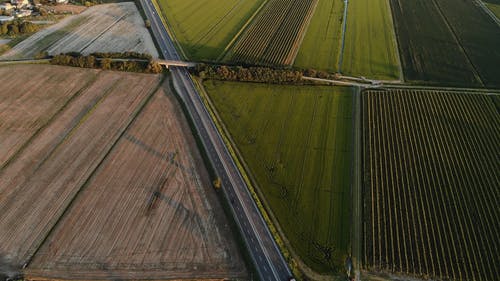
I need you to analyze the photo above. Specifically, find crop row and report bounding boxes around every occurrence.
[228,0,317,66]
[390,0,500,87]
[362,89,500,280]
[27,90,243,279]
[0,70,160,267]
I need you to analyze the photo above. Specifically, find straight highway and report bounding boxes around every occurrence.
[138,0,293,280]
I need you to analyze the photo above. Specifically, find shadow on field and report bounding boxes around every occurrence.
[0,254,21,281]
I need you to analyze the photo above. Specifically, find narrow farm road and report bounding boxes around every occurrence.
[337,0,349,72]
[351,86,362,281]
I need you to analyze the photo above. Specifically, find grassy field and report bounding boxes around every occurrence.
[204,80,353,273]
[294,0,343,72]
[341,0,400,80]
[485,0,500,18]
[156,0,264,61]
[363,89,500,280]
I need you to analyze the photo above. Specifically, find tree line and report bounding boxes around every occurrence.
[0,21,39,36]
[50,52,162,74]
[192,64,339,85]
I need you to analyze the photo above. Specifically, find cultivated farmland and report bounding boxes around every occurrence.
[294,0,343,72]
[226,0,318,66]
[1,3,158,60]
[157,0,264,61]
[0,65,245,280]
[390,0,500,87]
[362,89,500,280]
[485,0,500,18]
[205,81,353,273]
[0,66,98,169]
[432,0,500,88]
[341,0,400,80]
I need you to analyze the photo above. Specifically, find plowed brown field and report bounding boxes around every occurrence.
[0,65,246,280]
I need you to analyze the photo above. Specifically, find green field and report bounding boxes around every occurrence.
[294,0,344,72]
[156,0,263,61]
[341,0,400,80]
[204,80,353,273]
[485,0,500,18]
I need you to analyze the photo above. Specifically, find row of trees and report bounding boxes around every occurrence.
[0,21,39,36]
[193,64,340,85]
[193,64,304,84]
[50,52,162,74]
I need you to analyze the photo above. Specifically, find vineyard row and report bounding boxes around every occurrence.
[362,89,500,281]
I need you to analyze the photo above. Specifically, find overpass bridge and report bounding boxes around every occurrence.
[156,59,196,68]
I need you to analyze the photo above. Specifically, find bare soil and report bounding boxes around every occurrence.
[1,3,158,60]
[0,64,98,168]
[47,4,87,14]
[0,65,246,280]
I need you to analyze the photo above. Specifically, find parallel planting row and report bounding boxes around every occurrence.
[362,89,500,280]
[0,65,245,280]
[157,0,264,60]
[390,0,500,87]
[226,0,318,66]
[205,81,353,273]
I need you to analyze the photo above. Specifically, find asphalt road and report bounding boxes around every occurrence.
[138,0,293,280]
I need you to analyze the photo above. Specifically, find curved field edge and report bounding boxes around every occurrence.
[202,80,353,274]
[155,0,264,61]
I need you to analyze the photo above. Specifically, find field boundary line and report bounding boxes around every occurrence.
[150,0,189,60]
[478,0,500,27]
[382,84,500,94]
[0,68,99,174]
[78,13,130,54]
[429,0,484,87]
[191,0,244,51]
[351,86,362,281]
[218,0,270,62]
[287,0,319,66]
[385,0,404,82]
[337,0,349,72]
[25,75,128,178]
[22,74,165,269]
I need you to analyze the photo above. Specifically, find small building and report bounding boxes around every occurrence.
[0,15,14,22]
[0,2,13,11]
